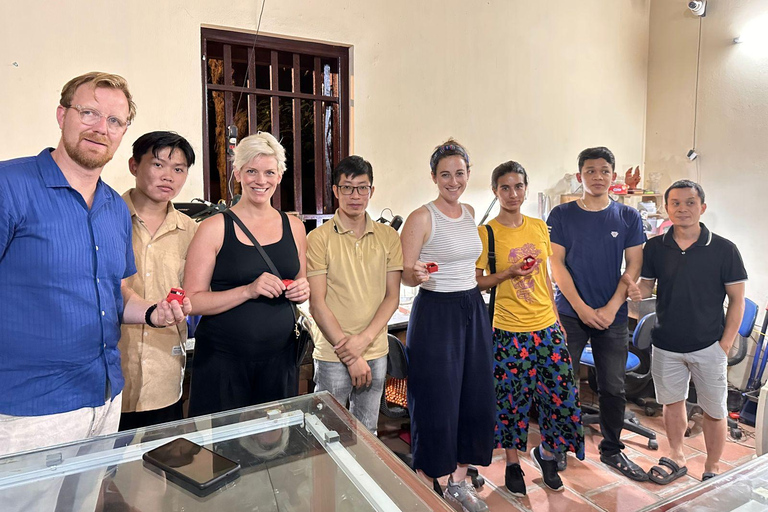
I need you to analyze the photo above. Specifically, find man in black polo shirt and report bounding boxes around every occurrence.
[632,180,747,484]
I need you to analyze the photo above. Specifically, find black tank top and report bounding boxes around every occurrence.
[195,211,300,360]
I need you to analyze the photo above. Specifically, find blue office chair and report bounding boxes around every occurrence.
[735,297,759,366]
[580,313,659,450]
[686,297,758,433]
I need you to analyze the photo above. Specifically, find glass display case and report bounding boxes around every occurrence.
[639,453,768,512]
[0,392,451,511]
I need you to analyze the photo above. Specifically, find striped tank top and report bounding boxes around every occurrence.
[419,201,482,292]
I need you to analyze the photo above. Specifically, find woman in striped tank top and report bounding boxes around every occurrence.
[401,139,494,512]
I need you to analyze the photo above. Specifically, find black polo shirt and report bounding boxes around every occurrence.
[640,223,747,353]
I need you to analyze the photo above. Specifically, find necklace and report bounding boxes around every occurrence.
[578,198,612,212]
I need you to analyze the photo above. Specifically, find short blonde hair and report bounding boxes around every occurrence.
[233,132,287,176]
[60,72,137,122]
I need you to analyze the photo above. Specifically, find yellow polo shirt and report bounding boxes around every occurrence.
[119,190,198,412]
[307,211,403,362]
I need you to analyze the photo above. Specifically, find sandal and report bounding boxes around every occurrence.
[648,457,688,485]
[600,452,649,482]
[702,472,717,481]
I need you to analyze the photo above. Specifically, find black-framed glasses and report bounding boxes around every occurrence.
[337,185,372,196]
[68,105,130,133]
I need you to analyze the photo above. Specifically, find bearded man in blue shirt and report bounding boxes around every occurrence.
[0,72,191,457]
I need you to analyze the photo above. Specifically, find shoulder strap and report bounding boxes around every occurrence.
[485,224,496,274]
[225,209,282,279]
[225,209,300,325]
[485,224,496,323]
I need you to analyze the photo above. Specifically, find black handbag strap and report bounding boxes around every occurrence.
[225,209,300,326]
[225,209,282,278]
[485,224,497,323]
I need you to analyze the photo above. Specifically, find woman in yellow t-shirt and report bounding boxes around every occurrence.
[476,161,584,496]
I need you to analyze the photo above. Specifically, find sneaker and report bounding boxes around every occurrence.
[556,451,567,472]
[530,446,564,492]
[443,479,489,512]
[505,463,526,497]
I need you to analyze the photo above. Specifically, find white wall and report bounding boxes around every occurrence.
[646,0,768,313]
[0,0,650,223]
[646,0,768,386]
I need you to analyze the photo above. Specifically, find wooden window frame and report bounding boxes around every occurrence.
[201,28,350,223]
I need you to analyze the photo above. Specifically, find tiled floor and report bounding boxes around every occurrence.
[378,386,758,512]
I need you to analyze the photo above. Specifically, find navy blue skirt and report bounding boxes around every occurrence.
[406,287,495,478]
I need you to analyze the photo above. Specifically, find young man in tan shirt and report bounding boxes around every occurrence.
[307,156,403,433]
[119,131,198,430]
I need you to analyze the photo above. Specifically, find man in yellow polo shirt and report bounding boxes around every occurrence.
[307,155,403,433]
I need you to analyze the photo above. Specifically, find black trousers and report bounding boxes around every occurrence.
[118,400,184,431]
[560,315,629,456]
[187,341,298,417]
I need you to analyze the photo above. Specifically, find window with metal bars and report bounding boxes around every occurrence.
[201,28,350,228]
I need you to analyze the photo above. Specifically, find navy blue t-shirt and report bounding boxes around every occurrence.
[546,200,645,325]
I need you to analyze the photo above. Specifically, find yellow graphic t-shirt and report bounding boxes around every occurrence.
[476,216,557,332]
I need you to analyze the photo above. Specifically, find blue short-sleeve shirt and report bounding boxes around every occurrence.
[546,200,645,325]
[0,149,136,416]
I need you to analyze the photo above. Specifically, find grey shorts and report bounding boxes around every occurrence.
[651,342,728,419]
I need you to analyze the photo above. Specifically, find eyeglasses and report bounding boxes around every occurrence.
[337,185,372,196]
[68,105,130,133]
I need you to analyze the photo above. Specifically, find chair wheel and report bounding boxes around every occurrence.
[471,475,485,488]
[648,439,659,450]
[645,407,656,417]
[684,427,692,438]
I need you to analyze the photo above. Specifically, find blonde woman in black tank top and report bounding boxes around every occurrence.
[184,133,309,416]
[400,139,494,512]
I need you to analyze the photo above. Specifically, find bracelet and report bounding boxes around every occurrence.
[145,304,161,328]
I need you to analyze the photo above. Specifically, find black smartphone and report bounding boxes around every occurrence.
[142,438,240,497]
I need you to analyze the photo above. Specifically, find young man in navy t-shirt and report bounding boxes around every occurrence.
[634,180,746,484]
[547,146,647,481]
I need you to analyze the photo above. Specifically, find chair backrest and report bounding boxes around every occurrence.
[580,345,595,368]
[632,312,656,351]
[387,334,408,379]
[580,342,641,372]
[740,297,759,338]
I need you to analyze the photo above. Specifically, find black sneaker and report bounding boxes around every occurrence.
[505,463,526,497]
[530,446,564,492]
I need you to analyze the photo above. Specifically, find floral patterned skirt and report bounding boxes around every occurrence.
[493,323,585,459]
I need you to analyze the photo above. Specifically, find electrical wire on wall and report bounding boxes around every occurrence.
[227,0,267,202]
[692,16,703,183]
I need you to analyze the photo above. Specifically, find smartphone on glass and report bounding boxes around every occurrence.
[142,438,240,497]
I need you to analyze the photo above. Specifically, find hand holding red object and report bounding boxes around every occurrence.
[521,256,536,271]
[166,288,185,303]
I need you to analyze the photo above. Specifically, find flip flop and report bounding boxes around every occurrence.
[600,452,649,482]
[702,472,717,481]
[648,457,688,485]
